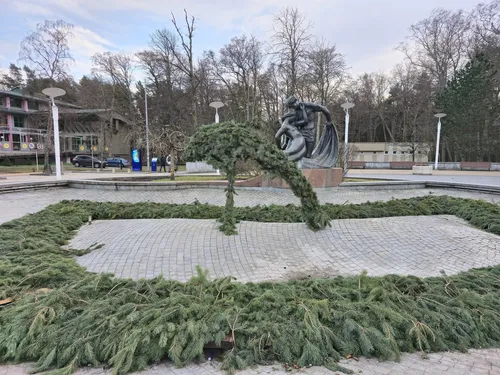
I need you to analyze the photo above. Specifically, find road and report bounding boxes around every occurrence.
[347,169,500,187]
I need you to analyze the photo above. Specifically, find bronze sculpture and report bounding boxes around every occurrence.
[275,96,339,169]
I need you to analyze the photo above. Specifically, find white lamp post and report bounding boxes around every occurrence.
[341,102,355,173]
[209,101,224,175]
[209,101,224,123]
[144,81,150,172]
[434,113,446,170]
[42,87,66,180]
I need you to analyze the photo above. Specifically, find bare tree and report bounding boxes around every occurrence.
[170,10,199,127]
[210,35,264,122]
[272,7,313,97]
[19,19,74,174]
[19,20,74,81]
[399,8,471,88]
[92,52,135,166]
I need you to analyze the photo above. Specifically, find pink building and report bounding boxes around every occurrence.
[0,87,131,161]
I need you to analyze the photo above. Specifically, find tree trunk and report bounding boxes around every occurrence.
[169,145,176,181]
[220,165,237,234]
[99,120,106,170]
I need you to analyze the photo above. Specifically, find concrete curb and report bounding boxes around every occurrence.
[1,178,500,196]
[0,181,68,193]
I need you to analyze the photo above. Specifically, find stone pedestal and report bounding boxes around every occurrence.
[237,168,343,188]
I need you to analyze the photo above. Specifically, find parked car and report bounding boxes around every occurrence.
[71,155,107,168]
[106,157,130,168]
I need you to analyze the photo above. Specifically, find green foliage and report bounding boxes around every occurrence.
[0,158,12,166]
[0,196,500,375]
[436,53,500,162]
[184,121,329,234]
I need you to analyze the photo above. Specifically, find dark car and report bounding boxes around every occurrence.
[71,155,107,168]
[106,157,130,168]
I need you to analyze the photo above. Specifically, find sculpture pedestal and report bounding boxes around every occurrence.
[237,168,343,188]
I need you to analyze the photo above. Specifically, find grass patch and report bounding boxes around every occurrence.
[0,163,79,174]
[0,196,499,375]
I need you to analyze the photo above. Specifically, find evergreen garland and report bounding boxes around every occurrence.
[0,196,499,374]
[183,121,330,234]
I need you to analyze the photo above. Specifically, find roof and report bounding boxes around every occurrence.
[0,87,81,109]
[56,108,130,124]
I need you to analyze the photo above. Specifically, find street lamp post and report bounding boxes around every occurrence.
[209,101,224,123]
[42,87,66,180]
[30,137,39,172]
[341,102,355,174]
[209,101,224,175]
[434,113,447,170]
[144,81,150,171]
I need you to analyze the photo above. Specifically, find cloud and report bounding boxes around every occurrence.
[11,2,54,17]
[67,26,116,78]
[351,48,406,76]
[4,0,481,80]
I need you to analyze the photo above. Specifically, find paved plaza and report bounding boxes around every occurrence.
[1,186,500,225]
[2,185,500,374]
[3,348,500,375]
[72,215,500,282]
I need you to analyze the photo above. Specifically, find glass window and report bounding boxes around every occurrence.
[72,137,83,151]
[28,100,39,110]
[393,151,397,155]
[10,98,22,108]
[384,151,389,155]
[13,116,25,128]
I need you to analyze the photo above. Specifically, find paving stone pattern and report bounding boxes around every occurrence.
[1,186,500,225]
[2,187,500,374]
[2,348,500,374]
[71,215,500,282]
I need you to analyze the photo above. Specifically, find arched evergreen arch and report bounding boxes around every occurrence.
[184,121,330,234]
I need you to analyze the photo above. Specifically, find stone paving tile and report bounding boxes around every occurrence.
[71,215,500,282]
[1,186,500,225]
[2,348,500,374]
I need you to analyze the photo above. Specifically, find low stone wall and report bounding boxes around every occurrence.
[461,162,491,171]
[186,161,217,173]
[412,165,433,175]
[348,161,500,171]
[240,168,343,188]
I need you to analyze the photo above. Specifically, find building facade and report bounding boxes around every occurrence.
[352,142,430,163]
[0,87,131,161]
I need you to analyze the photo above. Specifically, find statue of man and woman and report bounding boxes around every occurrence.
[275,96,339,168]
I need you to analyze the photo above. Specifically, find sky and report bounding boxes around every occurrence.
[0,0,483,82]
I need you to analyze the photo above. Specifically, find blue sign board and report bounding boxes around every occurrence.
[131,148,142,171]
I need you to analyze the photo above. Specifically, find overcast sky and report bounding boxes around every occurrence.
[0,0,482,81]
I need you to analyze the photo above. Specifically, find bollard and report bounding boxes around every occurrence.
[112,168,116,174]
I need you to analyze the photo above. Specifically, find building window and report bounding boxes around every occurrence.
[10,98,22,108]
[28,100,39,110]
[13,116,25,128]
[393,151,397,155]
[0,113,6,125]
[401,151,405,154]
[72,137,83,151]
[384,151,388,155]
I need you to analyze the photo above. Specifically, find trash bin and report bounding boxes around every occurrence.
[151,157,158,172]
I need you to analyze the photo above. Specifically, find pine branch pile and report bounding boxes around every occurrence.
[184,121,330,234]
[0,196,500,375]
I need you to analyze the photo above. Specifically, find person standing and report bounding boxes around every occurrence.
[159,155,167,172]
